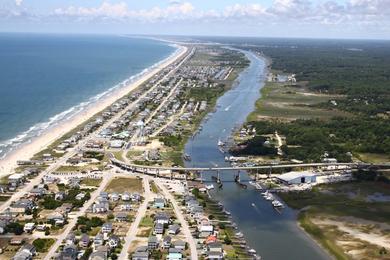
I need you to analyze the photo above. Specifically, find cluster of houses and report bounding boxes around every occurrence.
[92,191,141,214]
[56,222,121,260]
[129,197,188,260]
[183,191,225,259]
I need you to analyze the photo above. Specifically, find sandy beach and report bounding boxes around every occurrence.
[0,44,187,177]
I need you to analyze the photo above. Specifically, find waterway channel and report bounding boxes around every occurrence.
[184,49,330,260]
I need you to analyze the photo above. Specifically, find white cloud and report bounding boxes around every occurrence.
[15,0,23,6]
[2,0,390,37]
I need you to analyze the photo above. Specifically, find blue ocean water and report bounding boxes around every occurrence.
[0,33,175,158]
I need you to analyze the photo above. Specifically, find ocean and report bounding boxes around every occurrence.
[0,33,176,158]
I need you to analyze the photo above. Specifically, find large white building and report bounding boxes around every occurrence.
[277,171,317,185]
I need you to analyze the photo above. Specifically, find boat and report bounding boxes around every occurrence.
[251,203,255,207]
[235,232,244,238]
[261,191,269,197]
[265,194,274,201]
[272,200,284,208]
[205,184,214,190]
[217,139,225,146]
[248,249,257,255]
[182,153,191,161]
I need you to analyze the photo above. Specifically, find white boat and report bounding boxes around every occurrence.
[205,184,214,190]
[261,191,269,197]
[265,194,274,201]
[272,200,284,208]
[218,139,225,146]
[248,249,257,254]
[235,232,244,238]
[251,203,256,207]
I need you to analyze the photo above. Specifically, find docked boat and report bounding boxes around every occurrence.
[272,200,284,208]
[265,194,274,201]
[235,232,244,238]
[218,139,225,146]
[248,249,257,255]
[205,184,214,190]
[261,190,269,197]
[182,153,191,161]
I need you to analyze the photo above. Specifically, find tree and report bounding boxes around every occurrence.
[33,239,46,252]
[6,222,24,235]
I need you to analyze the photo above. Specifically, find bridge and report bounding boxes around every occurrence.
[108,153,388,181]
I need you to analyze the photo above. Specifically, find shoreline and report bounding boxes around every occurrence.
[0,44,187,177]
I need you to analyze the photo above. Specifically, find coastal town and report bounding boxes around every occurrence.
[0,44,262,260]
[0,38,389,260]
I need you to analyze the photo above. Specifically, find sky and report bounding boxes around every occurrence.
[1,0,390,39]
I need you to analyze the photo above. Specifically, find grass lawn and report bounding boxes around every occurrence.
[105,177,143,193]
[32,238,56,253]
[150,181,159,194]
[139,216,154,228]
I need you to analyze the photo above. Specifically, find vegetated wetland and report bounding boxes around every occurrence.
[214,37,390,259]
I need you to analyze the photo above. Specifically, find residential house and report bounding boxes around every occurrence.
[199,223,214,238]
[168,224,180,235]
[75,192,85,201]
[57,244,78,260]
[55,192,66,201]
[78,234,90,248]
[114,212,128,222]
[10,199,35,214]
[89,251,107,260]
[101,222,113,234]
[121,192,131,201]
[58,203,73,214]
[206,251,224,260]
[109,192,120,202]
[207,242,223,253]
[162,236,172,249]
[120,203,132,211]
[65,232,76,245]
[29,187,46,197]
[154,223,164,235]
[153,198,165,208]
[132,193,141,202]
[93,233,104,248]
[148,236,159,250]
[154,212,170,225]
[173,240,186,251]
[47,212,65,226]
[108,235,120,248]
[167,248,183,260]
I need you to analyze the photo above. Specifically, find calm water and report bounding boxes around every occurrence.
[0,33,175,158]
[185,50,330,260]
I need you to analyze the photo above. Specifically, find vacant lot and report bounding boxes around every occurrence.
[105,177,143,193]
